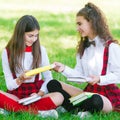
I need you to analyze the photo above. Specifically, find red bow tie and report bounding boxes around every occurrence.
[25,46,32,52]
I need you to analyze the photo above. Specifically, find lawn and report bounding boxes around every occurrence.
[0,0,120,119]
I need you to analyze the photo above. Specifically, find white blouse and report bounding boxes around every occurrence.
[62,36,120,85]
[2,46,53,93]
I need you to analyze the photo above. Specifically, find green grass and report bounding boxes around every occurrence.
[0,0,120,119]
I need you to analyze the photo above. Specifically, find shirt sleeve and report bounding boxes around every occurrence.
[2,49,19,90]
[99,43,120,85]
[62,54,84,77]
[39,46,53,93]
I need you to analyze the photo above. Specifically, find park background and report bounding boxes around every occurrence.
[0,0,120,119]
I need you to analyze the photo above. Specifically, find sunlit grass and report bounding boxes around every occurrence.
[0,0,120,119]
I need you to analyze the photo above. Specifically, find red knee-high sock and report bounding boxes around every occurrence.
[30,97,57,112]
[0,93,57,114]
[0,93,28,112]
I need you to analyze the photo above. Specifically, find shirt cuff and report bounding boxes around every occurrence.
[8,79,20,90]
[99,76,107,85]
[62,66,71,77]
[40,88,48,94]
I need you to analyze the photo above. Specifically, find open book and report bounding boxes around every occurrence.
[25,64,55,77]
[67,76,92,83]
[69,92,94,106]
[18,94,41,105]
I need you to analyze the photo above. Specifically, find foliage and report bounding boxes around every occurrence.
[0,0,120,119]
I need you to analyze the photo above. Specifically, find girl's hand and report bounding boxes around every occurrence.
[19,72,32,81]
[30,93,37,96]
[53,62,65,72]
[88,75,100,85]
[38,90,45,96]
[16,71,32,85]
[30,91,44,97]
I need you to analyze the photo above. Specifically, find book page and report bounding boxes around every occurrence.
[67,76,92,83]
[69,92,86,102]
[18,94,38,104]
[69,92,94,102]
[23,96,41,105]
[72,96,88,106]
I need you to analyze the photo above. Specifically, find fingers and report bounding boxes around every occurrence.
[38,90,44,96]
[88,81,96,85]
[52,62,65,72]
[19,72,32,81]
[88,75,100,85]
[30,93,37,96]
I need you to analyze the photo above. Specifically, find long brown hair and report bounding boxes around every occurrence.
[76,2,113,57]
[6,15,41,73]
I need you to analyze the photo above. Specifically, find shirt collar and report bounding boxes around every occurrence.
[88,36,105,47]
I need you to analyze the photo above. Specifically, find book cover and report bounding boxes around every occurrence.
[18,94,41,105]
[72,96,88,106]
[69,92,94,103]
[67,77,86,82]
[25,64,55,77]
[70,92,94,106]
[23,96,41,105]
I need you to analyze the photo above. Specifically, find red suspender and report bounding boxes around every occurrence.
[101,40,113,75]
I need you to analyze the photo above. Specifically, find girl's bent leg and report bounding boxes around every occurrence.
[0,92,28,112]
[47,80,77,111]
[100,95,113,113]
[78,94,103,113]
[43,92,64,106]
[0,91,58,114]
[77,94,112,113]
[60,81,83,96]
[0,90,19,101]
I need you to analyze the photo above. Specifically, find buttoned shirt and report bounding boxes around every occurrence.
[2,46,52,93]
[62,36,120,85]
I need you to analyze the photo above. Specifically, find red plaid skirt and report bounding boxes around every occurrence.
[84,84,120,112]
[7,80,44,99]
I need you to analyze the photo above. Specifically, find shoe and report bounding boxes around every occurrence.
[0,108,10,115]
[77,111,92,118]
[38,109,58,119]
[56,106,67,113]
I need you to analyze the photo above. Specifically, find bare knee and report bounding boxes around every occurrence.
[44,92,64,106]
[100,95,113,113]
[51,92,64,106]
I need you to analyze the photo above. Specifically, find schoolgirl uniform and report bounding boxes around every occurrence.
[0,46,56,113]
[62,36,120,111]
[2,46,52,98]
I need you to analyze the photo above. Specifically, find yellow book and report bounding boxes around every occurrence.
[25,64,55,77]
